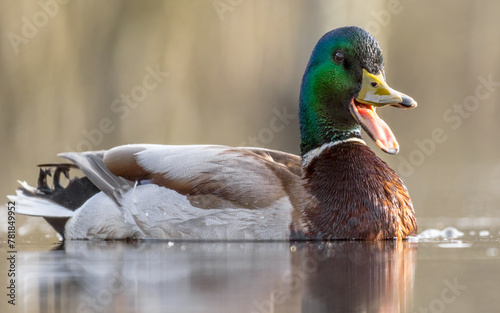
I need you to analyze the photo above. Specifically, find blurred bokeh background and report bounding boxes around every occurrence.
[1,0,500,241]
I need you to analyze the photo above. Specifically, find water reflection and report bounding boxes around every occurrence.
[16,240,416,313]
[290,241,416,313]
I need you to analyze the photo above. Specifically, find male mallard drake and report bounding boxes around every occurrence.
[9,26,417,241]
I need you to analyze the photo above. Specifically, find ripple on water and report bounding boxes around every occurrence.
[437,241,472,249]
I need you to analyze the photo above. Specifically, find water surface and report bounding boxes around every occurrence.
[2,221,499,313]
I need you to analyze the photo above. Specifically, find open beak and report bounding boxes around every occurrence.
[349,69,417,154]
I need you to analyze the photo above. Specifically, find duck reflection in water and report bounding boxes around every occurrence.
[282,241,417,313]
[17,240,416,313]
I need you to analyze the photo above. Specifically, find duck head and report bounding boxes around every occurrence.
[299,26,417,156]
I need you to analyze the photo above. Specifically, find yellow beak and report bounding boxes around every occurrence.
[349,69,417,154]
[356,69,417,109]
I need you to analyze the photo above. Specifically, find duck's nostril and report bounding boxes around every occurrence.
[371,82,378,87]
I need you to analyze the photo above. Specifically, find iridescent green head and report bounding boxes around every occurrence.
[299,26,417,156]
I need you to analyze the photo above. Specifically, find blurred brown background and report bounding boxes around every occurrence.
[1,0,500,241]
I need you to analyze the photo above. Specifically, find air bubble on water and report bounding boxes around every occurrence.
[479,230,490,237]
[417,228,441,239]
[418,227,463,239]
[441,227,464,238]
[406,236,419,243]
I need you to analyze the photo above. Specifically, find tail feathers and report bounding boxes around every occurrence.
[10,151,134,239]
[8,183,74,218]
[8,181,76,239]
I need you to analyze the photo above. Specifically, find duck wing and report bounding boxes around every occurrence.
[102,144,303,210]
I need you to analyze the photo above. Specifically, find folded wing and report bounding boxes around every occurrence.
[103,144,302,210]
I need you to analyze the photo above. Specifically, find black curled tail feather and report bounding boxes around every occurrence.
[20,165,101,238]
[16,151,134,239]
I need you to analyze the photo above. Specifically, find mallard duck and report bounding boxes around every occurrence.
[9,26,417,241]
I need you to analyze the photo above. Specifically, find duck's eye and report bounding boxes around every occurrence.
[333,51,344,63]
[371,82,378,87]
